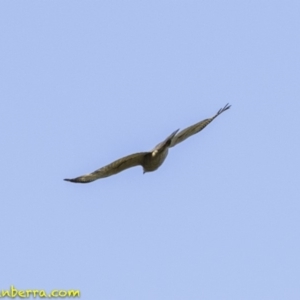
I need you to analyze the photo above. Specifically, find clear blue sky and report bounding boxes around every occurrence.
[1,1,300,299]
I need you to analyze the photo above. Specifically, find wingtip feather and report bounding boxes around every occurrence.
[64,177,92,183]
[64,178,75,182]
[217,103,231,115]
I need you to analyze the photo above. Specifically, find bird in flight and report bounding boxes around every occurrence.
[64,103,231,183]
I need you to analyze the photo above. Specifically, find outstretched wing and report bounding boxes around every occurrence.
[170,103,231,147]
[64,152,149,183]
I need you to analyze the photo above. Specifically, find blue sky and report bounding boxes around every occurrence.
[1,1,300,299]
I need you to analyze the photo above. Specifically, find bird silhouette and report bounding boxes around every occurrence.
[64,103,231,183]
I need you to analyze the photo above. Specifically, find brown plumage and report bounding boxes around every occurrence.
[64,103,231,183]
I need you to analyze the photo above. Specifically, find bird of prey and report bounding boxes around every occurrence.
[64,103,231,183]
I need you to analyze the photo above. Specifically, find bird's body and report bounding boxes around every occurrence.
[64,103,231,183]
[143,149,168,172]
[143,128,179,172]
